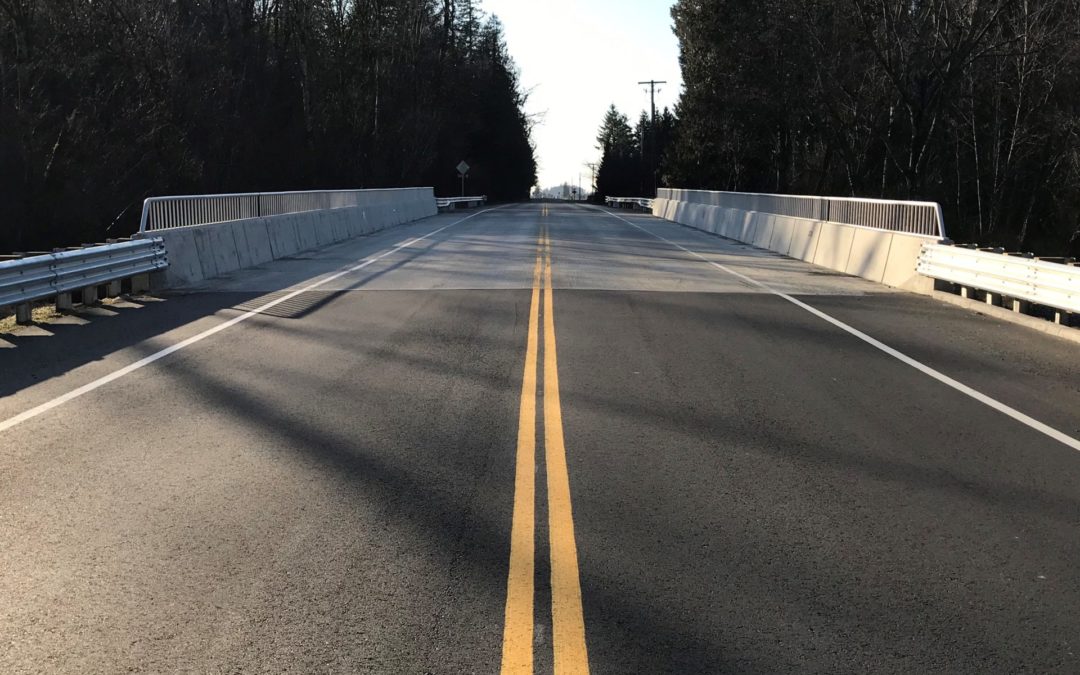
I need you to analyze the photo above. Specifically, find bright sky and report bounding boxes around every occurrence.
[482,0,683,190]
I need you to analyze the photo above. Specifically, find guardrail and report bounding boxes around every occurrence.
[605,197,654,210]
[436,196,487,208]
[917,243,1079,320]
[658,188,946,238]
[0,239,168,324]
[139,188,430,233]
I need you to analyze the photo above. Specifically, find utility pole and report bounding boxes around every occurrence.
[584,162,598,196]
[638,80,666,127]
[638,80,667,196]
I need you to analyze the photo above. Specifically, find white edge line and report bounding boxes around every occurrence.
[0,206,506,434]
[600,207,1080,453]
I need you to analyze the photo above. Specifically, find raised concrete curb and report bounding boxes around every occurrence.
[150,188,437,288]
[653,196,935,294]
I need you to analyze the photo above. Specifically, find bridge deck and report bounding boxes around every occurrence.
[1,203,1077,673]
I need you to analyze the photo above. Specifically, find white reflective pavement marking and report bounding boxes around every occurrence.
[602,208,1080,454]
[0,207,504,434]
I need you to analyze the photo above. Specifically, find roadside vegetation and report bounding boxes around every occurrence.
[596,0,1080,255]
[0,0,537,253]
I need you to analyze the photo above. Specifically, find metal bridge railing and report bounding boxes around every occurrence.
[605,197,654,210]
[658,189,946,238]
[138,188,428,233]
[436,196,487,208]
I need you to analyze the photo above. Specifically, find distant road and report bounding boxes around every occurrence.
[2,203,1078,673]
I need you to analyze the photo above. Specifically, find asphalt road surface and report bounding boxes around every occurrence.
[2,202,1079,673]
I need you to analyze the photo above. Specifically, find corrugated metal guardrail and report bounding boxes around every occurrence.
[917,243,1079,315]
[436,196,487,208]
[658,188,946,238]
[0,239,168,323]
[605,197,653,210]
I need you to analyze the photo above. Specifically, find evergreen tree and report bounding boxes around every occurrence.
[666,0,1080,254]
[594,104,676,200]
[0,0,537,252]
[595,105,640,199]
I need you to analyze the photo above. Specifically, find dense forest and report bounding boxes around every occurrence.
[594,104,676,201]
[0,0,536,252]
[663,0,1080,255]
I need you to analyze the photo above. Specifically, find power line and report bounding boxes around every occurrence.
[638,80,667,195]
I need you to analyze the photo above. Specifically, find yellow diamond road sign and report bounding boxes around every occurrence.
[456,161,470,176]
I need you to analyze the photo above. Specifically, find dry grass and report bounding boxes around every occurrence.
[0,304,63,334]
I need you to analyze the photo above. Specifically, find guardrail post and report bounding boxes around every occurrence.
[56,293,73,311]
[106,280,122,298]
[131,274,150,293]
[15,303,32,325]
[1008,297,1028,313]
[81,285,98,306]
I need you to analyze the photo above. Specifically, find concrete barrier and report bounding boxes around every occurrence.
[265,214,300,258]
[295,213,320,251]
[235,219,274,268]
[155,228,203,287]
[735,211,758,244]
[652,191,939,293]
[882,232,935,293]
[751,215,774,249]
[331,210,350,242]
[148,187,437,288]
[351,209,371,237]
[788,220,821,262]
[770,217,796,255]
[844,228,893,284]
[811,222,855,271]
[311,211,331,247]
[203,224,244,278]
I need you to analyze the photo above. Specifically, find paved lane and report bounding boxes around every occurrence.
[1,207,542,672]
[546,207,1080,673]
[1,202,1078,673]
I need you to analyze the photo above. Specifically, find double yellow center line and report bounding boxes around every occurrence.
[501,218,590,674]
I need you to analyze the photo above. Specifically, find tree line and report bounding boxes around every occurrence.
[0,0,536,253]
[596,0,1080,255]
[594,104,676,201]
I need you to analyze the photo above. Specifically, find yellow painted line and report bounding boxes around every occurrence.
[500,225,544,674]
[543,227,590,674]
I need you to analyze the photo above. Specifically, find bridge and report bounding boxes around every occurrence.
[1,193,1079,672]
